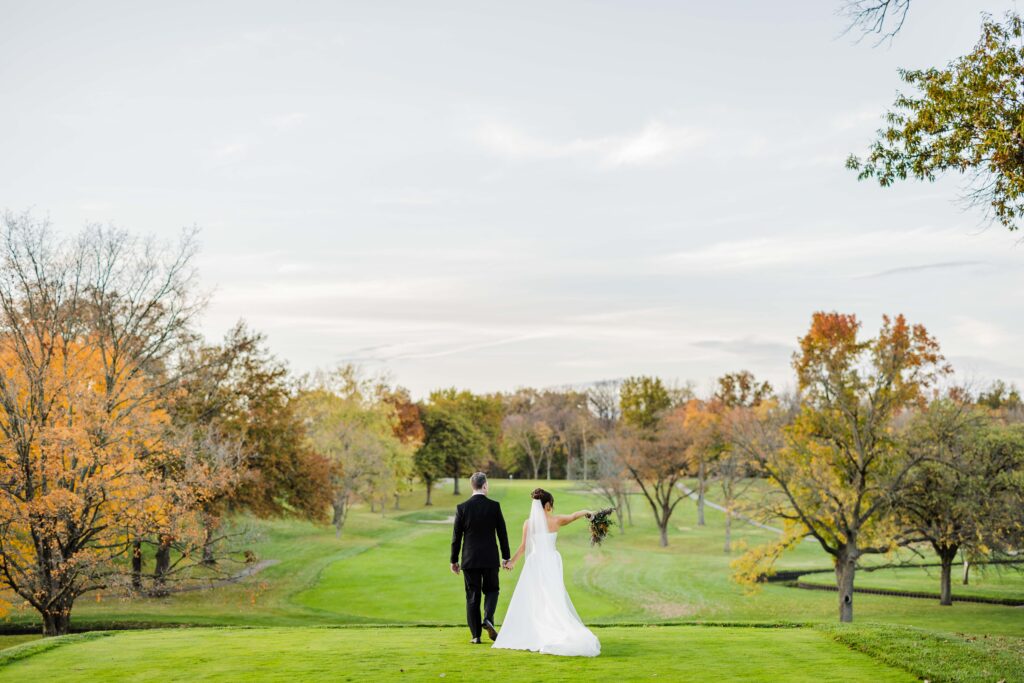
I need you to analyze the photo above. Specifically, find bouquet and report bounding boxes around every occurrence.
[587,508,616,546]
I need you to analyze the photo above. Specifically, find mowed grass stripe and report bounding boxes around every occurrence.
[0,626,917,683]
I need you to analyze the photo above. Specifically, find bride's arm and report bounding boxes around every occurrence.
[509,520,529,565]
[555,510,594,528]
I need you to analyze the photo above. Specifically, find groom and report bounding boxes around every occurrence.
[450,472,511,644]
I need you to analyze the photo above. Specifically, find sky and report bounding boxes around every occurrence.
[2,0,1023,398]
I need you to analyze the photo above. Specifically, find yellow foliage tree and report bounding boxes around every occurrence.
[730,312,949,622]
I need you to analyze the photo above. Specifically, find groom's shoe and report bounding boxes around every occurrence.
[482,619,498,641]
[470,637,482,644]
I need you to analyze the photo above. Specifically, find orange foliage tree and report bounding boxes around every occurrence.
[0,213,205,634]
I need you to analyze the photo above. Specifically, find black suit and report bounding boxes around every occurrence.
[450,493,511,639]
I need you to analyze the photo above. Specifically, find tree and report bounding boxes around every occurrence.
[682,400,723,527]
[899,401,1024,605]
[414,436,446,506]
[181,325,332,524]
[429,389,504,480]
[418,404,487,497]
[0,213,202,635]
[715,371,773,410]
[839,0,912,42]
[587,380,621,431]
[294,368,413,534]
[714,371,774,550]
[848,11,1024,232]
[591,440,629,532]
[733,312,949,622]
[538,390,590,480]
[503,413,554,480]
[977,380,1023,416]
[620,376,672,430]
[618,407,693,547]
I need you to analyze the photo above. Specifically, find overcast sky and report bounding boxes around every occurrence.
[3,0,1022,398]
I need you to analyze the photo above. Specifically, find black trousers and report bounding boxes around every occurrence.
[462,567,499,639]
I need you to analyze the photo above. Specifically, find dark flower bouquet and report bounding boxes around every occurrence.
[586,508,616,546]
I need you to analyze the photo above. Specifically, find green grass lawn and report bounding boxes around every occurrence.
[0,478,1021,680]
[0,626,921,682]
[2,478,1017,637]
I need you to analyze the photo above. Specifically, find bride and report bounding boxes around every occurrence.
[492,488,601,657]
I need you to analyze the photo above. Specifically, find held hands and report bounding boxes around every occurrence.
[502,559,515,571]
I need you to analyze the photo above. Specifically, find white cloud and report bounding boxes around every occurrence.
[831,106,886,132]
[208,142,248,161]
[952,316,1011,348]
[268,112,308,131]
[213,277,460,304]
[659,228,1015,273]
[474,120,707,167]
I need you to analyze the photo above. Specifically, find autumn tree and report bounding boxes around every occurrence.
[618,407,693,547]
[503,413,554,480]
[898,400,1024,605]
[713,371,774,552]
[733,312,949,622]
[0,213,203,635]
[682,400,723,527]
[848,11,1024,232]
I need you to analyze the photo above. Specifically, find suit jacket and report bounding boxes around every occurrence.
[450,494,511,569]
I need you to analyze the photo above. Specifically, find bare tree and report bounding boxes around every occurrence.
[587,380,621,431]
[839,0,912,42]
[591,440,629,532]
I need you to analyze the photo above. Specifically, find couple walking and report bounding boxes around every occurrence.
[449,472,600,657]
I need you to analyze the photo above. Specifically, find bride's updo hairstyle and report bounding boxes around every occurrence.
[531,488,554,509]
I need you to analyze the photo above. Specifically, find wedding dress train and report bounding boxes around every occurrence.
[492,499,600,657]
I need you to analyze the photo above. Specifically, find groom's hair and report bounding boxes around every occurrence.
[470,472,487,490]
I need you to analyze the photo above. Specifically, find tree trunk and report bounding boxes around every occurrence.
[835,553,856,623]
[962,557,970,585]
[424,479,433,506]
[624,492,633,526]
[131,540,143,591]
[532,462,539,479]
[937,546,958,606]
[723,509,732,554]
[546,453,551,480]
[41,609,71,637]
[658,523,668,547]
[696,460,706,526]
[201,518,217,566]
[332,492,348,537]
[394,493,400,510]
[453,473,461,495]
[153,537,172,596]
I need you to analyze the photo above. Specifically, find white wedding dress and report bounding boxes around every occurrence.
[492,499,600,657]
